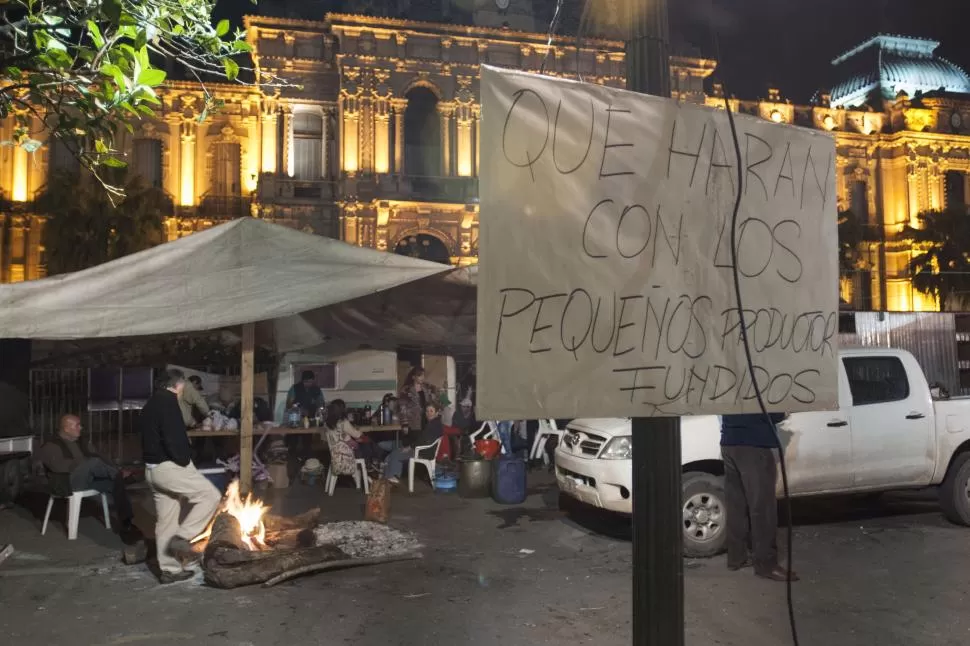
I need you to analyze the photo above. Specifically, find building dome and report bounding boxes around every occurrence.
[830,35,970,108]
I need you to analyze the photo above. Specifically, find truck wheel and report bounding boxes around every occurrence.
[682,472,727,558]
[940,452,970,526]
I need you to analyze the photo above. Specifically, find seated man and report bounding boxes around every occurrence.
[38,414,136,537]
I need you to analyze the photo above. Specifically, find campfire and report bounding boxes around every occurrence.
[192,481,268,551]
[191,479,422,589]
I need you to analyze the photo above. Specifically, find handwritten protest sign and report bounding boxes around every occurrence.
[476,66,839,420]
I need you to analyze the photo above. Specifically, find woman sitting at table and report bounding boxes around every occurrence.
[383,402,446,485]
[323,400,379,476]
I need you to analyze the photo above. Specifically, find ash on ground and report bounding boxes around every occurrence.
[313,522,421,558]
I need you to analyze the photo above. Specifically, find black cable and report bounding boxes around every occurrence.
[538,0,565,75]
[722,87,801,646]
[704,1,799,642]
[575,0,592,83]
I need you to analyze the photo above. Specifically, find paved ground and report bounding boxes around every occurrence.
[2,474,969,646]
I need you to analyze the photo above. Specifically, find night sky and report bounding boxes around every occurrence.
[670,0,970,102]
[219,0,970,104]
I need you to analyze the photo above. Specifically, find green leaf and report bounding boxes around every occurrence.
[102,156,127,168]
[101,0,122,25]
[86,20,105,48]
[138,68,166,87]
[5,67,23,80]
[223,58,239,82]
[216,19,230,37]
[101,63,126,90]
[95,139,109,154]
[232,40,252,53]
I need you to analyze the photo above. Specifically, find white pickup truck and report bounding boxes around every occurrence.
[555,348,970,558]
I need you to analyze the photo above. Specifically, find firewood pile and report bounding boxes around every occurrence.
[200,508,422,589]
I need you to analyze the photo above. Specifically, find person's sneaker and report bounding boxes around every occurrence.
[387,477,400,485]
[159,569,195,584]
[167,537,201,565]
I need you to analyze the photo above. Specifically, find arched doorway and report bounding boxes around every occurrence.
[404,87,441,176]
[394,233,451,265]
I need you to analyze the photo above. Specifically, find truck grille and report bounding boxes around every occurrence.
[565,430,607,456]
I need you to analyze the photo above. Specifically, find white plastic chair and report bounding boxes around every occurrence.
[530,419,565,464]
[408,437,442,493]
[325,459,370,496]
[41,489,111,540]
[469,421,499,444]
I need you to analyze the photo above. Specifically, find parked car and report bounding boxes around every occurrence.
[555,348,970,558]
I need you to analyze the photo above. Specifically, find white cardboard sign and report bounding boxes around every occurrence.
[476,66,839,420]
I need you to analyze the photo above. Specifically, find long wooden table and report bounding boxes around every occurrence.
[187,424,402,438]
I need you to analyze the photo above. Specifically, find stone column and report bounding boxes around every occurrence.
[437,102,455,176]
[281,107,293,177]
[391,98,407,174]
[322,102,335,178]
[9,216,25,283]
[455,103,473,177]
[906,165,920,228]
[340,93,360,174]
[473,105,481,176]
[26,216,44,279]
[179,120,197,207]
[260,105,278,175]
[374,98,391,174]
[928,166,943,211]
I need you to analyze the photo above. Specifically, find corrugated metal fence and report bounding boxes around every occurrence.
[840,312,963,397]
[29,365,275,462]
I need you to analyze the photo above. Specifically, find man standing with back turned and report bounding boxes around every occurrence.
[721,413,798,582]
[141,368,221,584]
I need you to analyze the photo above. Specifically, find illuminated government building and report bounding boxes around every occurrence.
[0,0,968,312]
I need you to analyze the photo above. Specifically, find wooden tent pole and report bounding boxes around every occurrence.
[240,323,255,495]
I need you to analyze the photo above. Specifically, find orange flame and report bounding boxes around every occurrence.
[191,480,269,551]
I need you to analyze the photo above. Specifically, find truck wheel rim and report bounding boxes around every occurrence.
[683,493,723,543]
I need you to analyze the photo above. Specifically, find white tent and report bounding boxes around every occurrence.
[0,217,470,491]
[0,217,453,343]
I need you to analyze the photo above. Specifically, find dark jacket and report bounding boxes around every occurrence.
[141,389,192,466]
[720,413,785,448]
[39,435,99,497]
[405,417,444,451]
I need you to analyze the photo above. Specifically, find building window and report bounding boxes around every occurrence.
[850,180,869,221]
[945,170,966,208]
[132,139,163,188]
[404,87,441,177]
[292,112,324,180]
[211,143,241,195]
[394,233,451,265]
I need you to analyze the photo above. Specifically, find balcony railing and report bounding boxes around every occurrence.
[344,174,478,204]
[196,194,252,220]
[256,174,336,202]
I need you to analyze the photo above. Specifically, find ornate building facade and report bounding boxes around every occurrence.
[1,21,968,312]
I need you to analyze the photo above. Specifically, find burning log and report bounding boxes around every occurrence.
[203,512,348,588]
[196,480,421,589]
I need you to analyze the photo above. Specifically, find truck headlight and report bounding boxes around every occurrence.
[600,436,632,460]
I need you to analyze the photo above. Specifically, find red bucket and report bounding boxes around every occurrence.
[474,438,501,460]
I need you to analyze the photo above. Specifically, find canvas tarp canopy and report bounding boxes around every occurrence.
[273,265,477,355]
[0,217,475,351]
